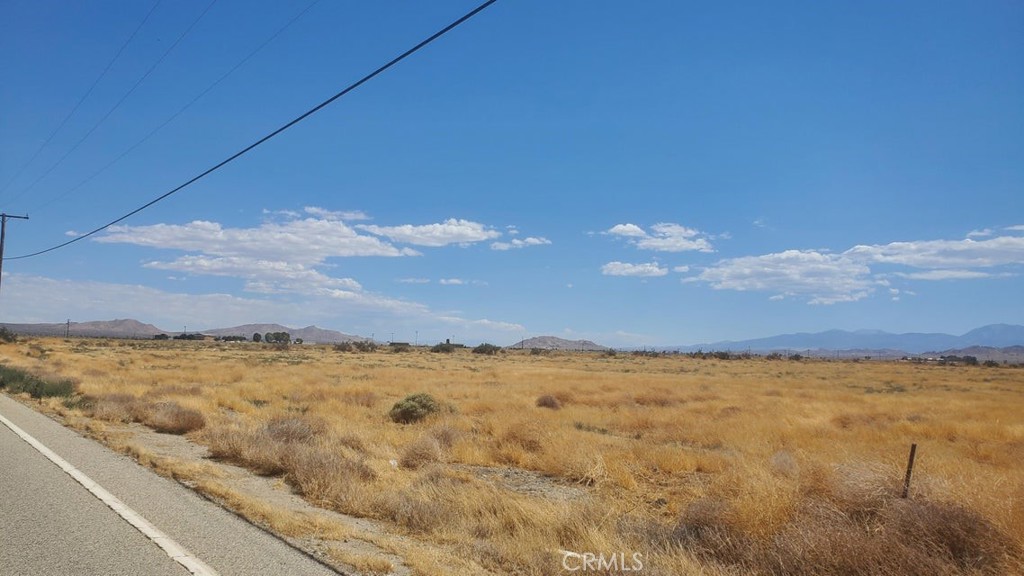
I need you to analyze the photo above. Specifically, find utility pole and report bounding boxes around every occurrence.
[0,213,30,300]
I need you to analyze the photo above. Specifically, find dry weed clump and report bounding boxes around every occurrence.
[284,443,377,509]
[535,394,561,409]
[88,394,204,434]
[89,393,142,423]
[400,436,443,470]
[669,461,1023,576]
[145,401,206,434]
[339,388,378,408]
[262,415,326,444]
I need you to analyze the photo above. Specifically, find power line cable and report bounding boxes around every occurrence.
[27,0,323,215]
[7,0,499,261]
[0,0,163,199]
[4,0,219,207]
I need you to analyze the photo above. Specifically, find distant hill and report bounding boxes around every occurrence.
[670,324,1024,355]
[925,345,1024,363]
[203,324,367,344]
[508,336,609,351]
[1,319,163,338]
[1,319,367,343]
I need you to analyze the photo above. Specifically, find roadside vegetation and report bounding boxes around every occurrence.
[0,364,75,399]
[1,337,1022,575]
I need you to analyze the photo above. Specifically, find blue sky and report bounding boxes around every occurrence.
[1,0,1021,346]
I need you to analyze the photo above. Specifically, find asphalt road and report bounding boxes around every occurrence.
[0,394,340,576]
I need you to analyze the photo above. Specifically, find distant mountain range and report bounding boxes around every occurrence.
[0,320,365,344]
[0,319,164,338]
[508,336,609,351]
[201,324,367,344]
[4,320,1023,358]
[669,324,1024,355]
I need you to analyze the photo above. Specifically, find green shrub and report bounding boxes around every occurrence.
[0,365,32,391]
[0,365,75,398]
[30,378,75,399]
[431,343,456,353]
[472,343,502,355]
[389,393,441,424]
[0,327,18,343]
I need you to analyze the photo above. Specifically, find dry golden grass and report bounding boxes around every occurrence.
[3,337,1023,575]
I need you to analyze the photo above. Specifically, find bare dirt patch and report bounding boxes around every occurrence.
[457,464,587,502]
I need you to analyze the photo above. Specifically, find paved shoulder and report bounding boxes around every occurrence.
[0,394,340,576]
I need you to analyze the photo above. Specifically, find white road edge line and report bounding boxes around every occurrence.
[0,412,219,576]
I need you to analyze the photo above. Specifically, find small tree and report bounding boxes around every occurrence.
[252,332,262,343]
[353,341,378,352]
[263,332,290,345]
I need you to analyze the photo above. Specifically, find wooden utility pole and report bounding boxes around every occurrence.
[0,213,30,299]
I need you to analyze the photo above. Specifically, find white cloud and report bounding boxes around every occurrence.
[687,230,1022,304]
[1006,224,1024,232]
[262,208,300,219]
[490,237,551,251]
[844,236,1024,269]
[357,218,500,247]
[601,261,669,277]
[98,218,417,263]
[435,278,488,286]
[695,250,874,305]
[606,223,647,238]
[672,265,690,273]
[433,316,525,334]
[967,228,993,238]
[303,206,370,221]
[398,278,430,284]
[95,215,424,298]
[606,222,714,252]
[894,270,995,281]
[143,255,362,296]
[64,230,80,237]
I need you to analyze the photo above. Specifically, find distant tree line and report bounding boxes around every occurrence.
[152,332,297,345]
